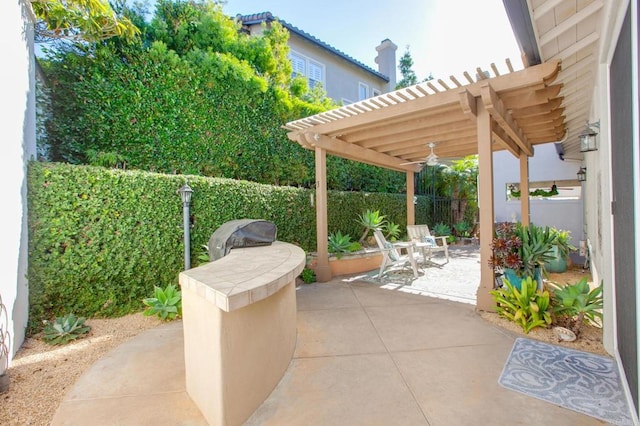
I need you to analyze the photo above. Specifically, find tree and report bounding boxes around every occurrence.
[395,46,433,89]
[31,0,140,42]
[440,155,479,225]
[395,46,417,89]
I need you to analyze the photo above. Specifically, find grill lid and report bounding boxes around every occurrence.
[208,219,277,261]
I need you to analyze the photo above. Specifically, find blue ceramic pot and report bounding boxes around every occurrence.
[502,267,543,292]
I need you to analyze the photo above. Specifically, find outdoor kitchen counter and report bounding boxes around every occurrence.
[178,241,305,426]
[179,241,305,312]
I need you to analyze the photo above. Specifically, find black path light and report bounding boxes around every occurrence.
[177,183,193,270]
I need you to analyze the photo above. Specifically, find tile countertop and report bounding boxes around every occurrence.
[179,241,306,312]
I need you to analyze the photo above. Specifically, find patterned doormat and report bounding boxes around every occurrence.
[499,338,632,425]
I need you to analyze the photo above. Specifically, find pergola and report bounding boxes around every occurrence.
[284,60,565,310]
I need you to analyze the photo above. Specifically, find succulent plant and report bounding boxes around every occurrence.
[42,313,91,345]
[142,284,182,321]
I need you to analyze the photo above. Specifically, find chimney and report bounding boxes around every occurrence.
[375,39,397,92]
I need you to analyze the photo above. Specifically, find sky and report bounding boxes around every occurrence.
[221,0,524,82]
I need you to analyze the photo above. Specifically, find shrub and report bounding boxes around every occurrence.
[42,313,91,345]
[490,275,552,333]
[453,220,472,237]
[196,244,210,265]
[142,284,182,321]
[347,241,363,253]
[300,268,316,284]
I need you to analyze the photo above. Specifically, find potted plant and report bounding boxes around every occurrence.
[544,227,577,273]
[489,222,557,291]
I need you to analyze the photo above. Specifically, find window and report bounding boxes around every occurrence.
[308,61,323,88]
[359,83,368,101]
[289,51,324,88]
[372,88,381,97]
[290,53,305,78]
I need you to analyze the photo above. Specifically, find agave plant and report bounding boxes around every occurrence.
[383,221,401,241]
[328,231,352,259]
[549,278,603,335]
[143,284,182,321]
[42,313,91,345]
[356,209,386,244]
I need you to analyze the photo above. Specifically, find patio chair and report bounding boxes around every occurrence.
[373,230,420,279]
[406,224,449,265]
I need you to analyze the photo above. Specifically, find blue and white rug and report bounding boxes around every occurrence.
[499,338,632,425]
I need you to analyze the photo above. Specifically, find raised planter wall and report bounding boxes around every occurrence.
[308,250,383,277]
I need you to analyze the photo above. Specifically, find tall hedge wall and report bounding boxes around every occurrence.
[27,162,426,329]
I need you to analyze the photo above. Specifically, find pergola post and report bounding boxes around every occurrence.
[476,100,495,311]
[406,171,415,226]
[519,153,530,225]
[314,147,332,282]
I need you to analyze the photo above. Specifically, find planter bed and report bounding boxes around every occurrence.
[307,249,383,277]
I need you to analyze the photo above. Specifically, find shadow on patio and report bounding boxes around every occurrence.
[51,245,606,425]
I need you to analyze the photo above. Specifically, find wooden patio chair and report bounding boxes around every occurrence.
[406,224,450,265]
[372,230,420,279]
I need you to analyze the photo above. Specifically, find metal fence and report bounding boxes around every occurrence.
[414,169,478,233]
[416,195,478,233]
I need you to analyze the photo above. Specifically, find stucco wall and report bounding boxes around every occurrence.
[492,143,584,261]
[287,34,388,103]
[0,0,35,367]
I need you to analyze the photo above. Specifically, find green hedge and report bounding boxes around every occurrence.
[27,162,422,329]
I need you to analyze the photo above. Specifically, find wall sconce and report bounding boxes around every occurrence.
[579,120,600,152]
[577,167,587,182]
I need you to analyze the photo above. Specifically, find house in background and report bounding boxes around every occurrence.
[236,12,397,104]
[503,0,640,420]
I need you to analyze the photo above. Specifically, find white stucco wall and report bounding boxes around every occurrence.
[492,142,584,262]
[1,0,35,368]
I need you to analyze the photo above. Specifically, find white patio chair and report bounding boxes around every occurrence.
[406,224,450,265]
[373,230,420,279]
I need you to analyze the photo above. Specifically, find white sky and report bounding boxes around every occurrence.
[222,0,524,82]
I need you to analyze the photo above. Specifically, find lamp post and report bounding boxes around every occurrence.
[177,183,193,270]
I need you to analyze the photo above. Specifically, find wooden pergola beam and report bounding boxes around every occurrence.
[480,83,533,156]
[302,133,421,173]
[491,122,521,157]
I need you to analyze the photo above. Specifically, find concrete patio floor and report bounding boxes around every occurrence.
[51,247,607,425]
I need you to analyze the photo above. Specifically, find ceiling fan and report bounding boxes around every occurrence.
[401,142,439,166]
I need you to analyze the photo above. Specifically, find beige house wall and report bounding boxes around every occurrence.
[287,34,389,103]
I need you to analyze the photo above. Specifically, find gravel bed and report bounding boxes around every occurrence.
[0,312,163,426]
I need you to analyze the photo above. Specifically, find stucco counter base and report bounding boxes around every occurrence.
[179,241,305,426]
